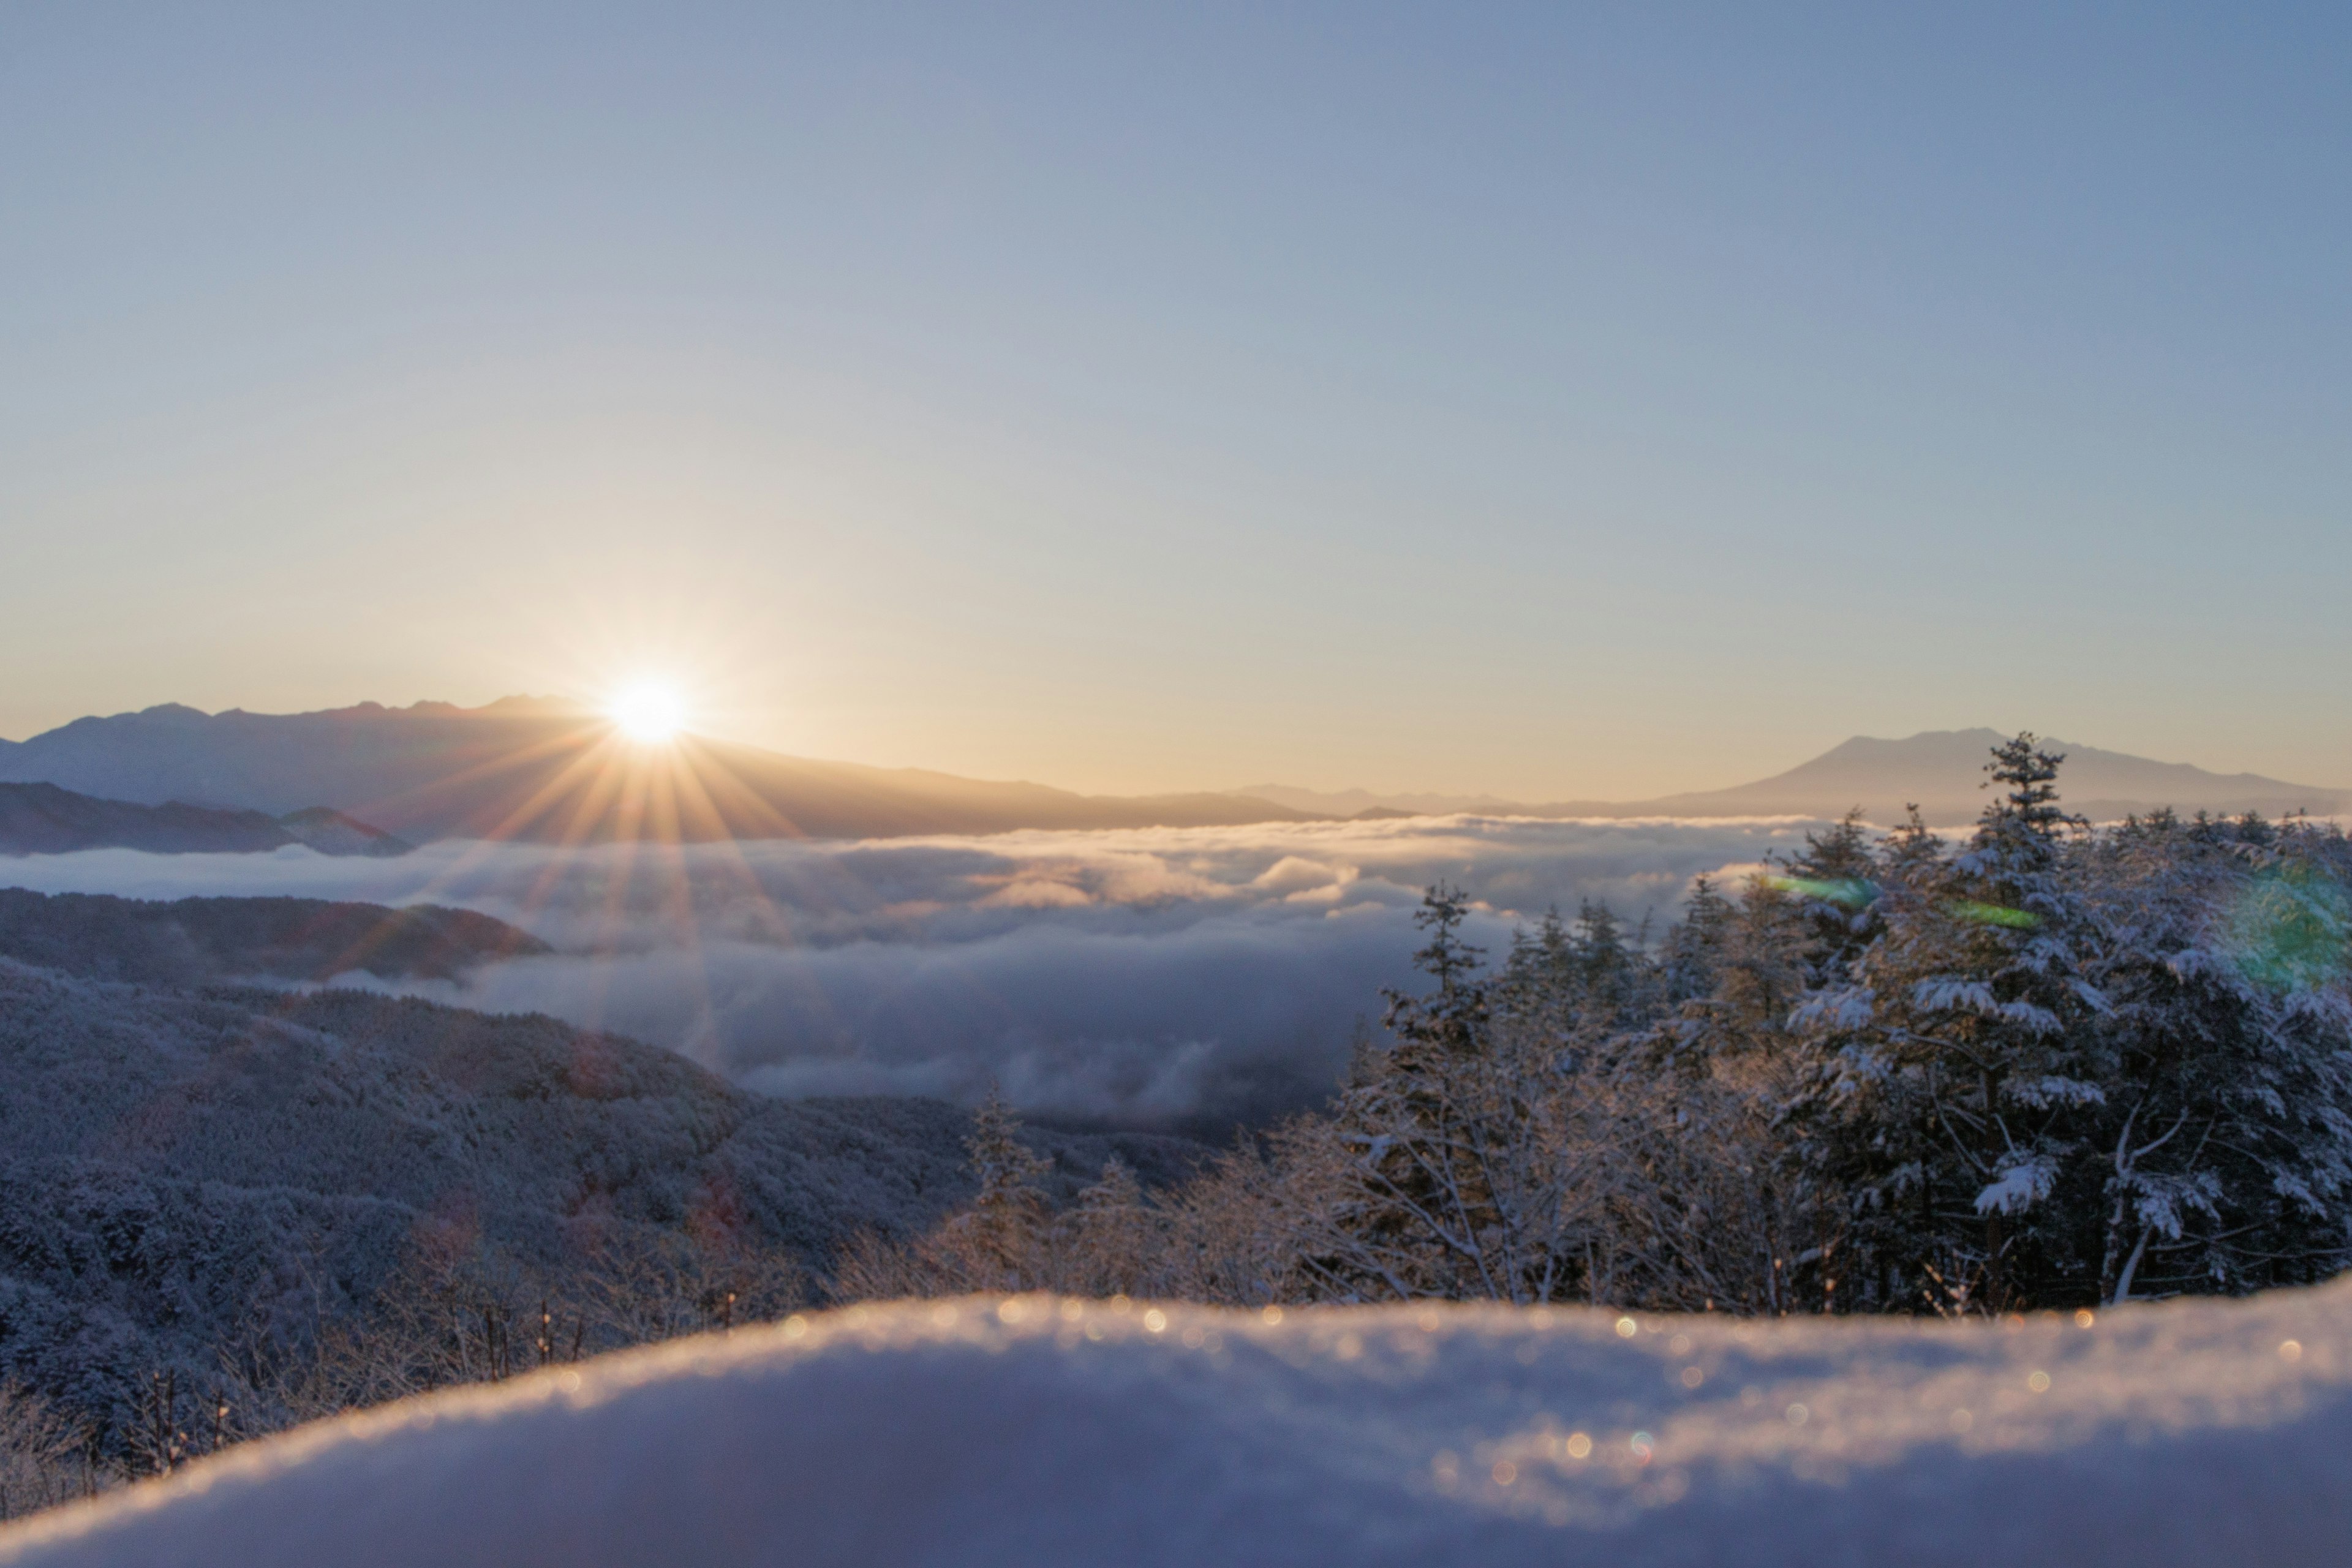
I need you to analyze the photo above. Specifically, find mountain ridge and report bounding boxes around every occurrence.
[0,699,1318,844]
[1242,728,2351,827]
[0,781,412,857]
[7,705,2343,840]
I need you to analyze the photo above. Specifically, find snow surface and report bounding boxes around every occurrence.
[5,1284,2349,1567]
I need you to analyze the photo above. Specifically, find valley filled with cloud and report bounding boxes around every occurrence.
[2,816,1818,1128]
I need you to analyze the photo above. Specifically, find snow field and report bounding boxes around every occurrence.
[2,1281,2348,1567]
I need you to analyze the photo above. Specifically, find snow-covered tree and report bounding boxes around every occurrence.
[2071,813,2352,1301]
[0,1384,91,1519]
[1055,1158,1158,1297]
[1787,736,2111,1311]
[959,1086,1055,1286]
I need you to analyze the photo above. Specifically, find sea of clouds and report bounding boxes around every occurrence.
[1,817,1828,1129]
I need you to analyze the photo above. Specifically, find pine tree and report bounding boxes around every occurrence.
[960,1086,1052,1287]
[1303,886,1626,1302]
[2073,813,2352,1300]
[1061,1158,1156,1297]
[1779,808,1882,989]
[1657,876,1733,1005]
[1311,886,1501,1298]
[1791,736,2108,1312]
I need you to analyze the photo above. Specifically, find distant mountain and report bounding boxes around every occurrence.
[0,781,412,857]
[1617,730,2350,825]
[1242,730,2351,827]
[0,889,548,986]
[1234,784,1534,818]
[13,706,2334,841]
[0,699,1317,844]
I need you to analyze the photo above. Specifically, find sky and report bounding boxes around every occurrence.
[4,4,2349,799]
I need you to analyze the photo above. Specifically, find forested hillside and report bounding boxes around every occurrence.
[0,965,1199,1487]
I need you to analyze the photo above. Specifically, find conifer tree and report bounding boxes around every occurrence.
[960,1086,1052,1286]
[1779,808,1882,989]
[2073,814,2352,1300]
[1792,736,2108,1311]
[1061,1158,1156,1297]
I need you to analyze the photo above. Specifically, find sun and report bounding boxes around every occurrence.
[609,680,687,744]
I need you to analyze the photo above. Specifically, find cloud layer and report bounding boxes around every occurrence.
[1,816,1825,1127]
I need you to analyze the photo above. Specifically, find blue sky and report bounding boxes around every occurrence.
[4,4,2348,796]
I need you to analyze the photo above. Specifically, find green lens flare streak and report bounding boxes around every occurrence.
[1943,900,2041,930]
[1764,875,1878,908]
[1763,875,2037,929]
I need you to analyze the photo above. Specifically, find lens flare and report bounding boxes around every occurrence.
[1766,873,2038,930]
[1945,899,2041,931]
[1764,875,1879,909]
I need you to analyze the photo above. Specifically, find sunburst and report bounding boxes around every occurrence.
[610,680,687,744]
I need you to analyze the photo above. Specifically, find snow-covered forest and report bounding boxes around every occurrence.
[859,736,2352,1318]
[0,960,1195,1513]
[3,734,2350,1521]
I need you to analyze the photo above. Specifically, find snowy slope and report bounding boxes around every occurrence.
[4,1286,2347,1567]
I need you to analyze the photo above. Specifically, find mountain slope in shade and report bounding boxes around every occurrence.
[0,699,1317,845]
[0,889,549,985]
[1244,730,2351,827]
[0,782,412,857]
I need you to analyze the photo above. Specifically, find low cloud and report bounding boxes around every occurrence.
[2,816,1829,1128]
